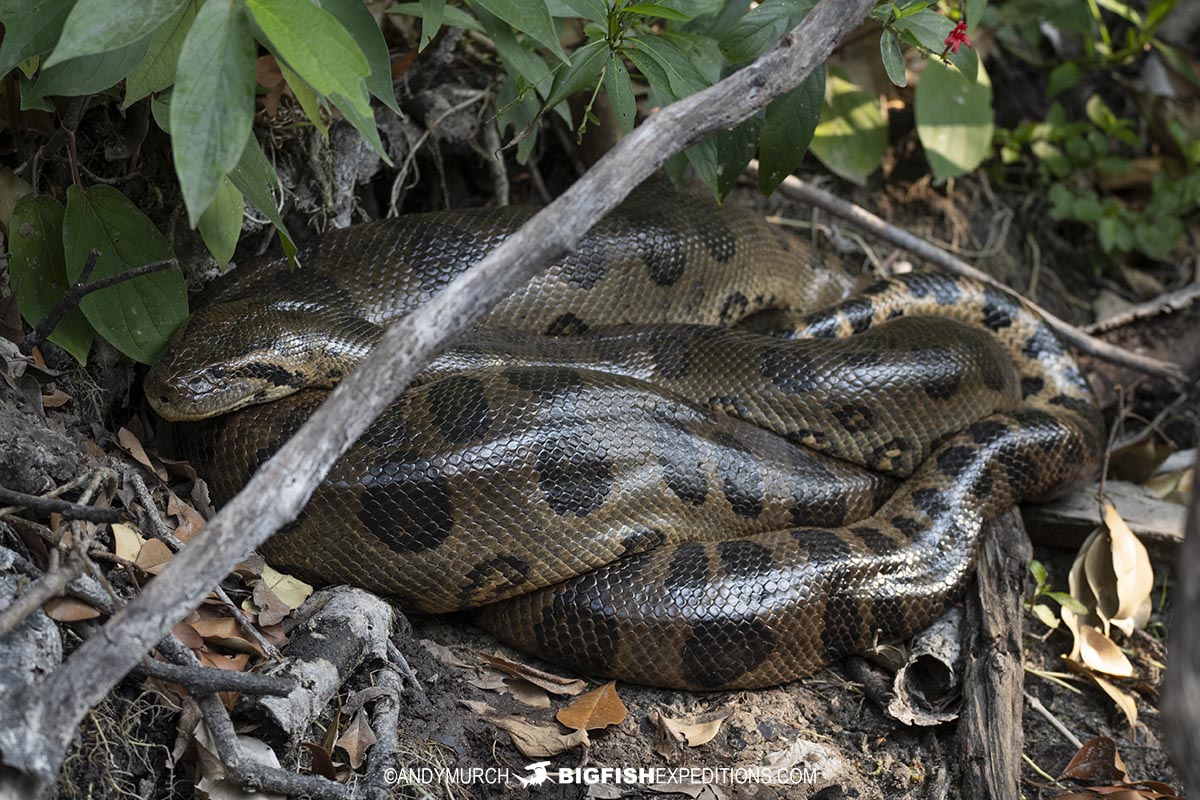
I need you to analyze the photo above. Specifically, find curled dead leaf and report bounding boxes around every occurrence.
[556,682,627,731]
[1061,736,1128,783]
[459,700,589,758]
[1077,625,1135,677]
[110,522,144,561]
[475,652,587,696]
[135,537,174,575]
[651,708,732,761]
[42,596,101,622]
[334,709,377,770]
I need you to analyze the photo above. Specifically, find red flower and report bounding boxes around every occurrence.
[943,20,971,54]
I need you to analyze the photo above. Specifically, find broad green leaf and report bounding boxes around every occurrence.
[620,4,691,21]
[893,8,952,52]
[683,136,720,196]
[279,62,327,134]
[198,176,244,266]
[556,0,606,22]
[603,52,636,134]
[1032,604,1060,629]
[715,116,761,200]
[246,0,371,113]
[964,0,986,31]
[48,0,187,65]
[227,134,298,261]
[386,3,482,33]
[1046,591,1090,616]
[719,0,815,64]
[472,0,568,62]
[329,91,391,163]
[227,144,287,229]
[319,0,402,114]
[658,31,723,84]
[0,0,75,77]
[543,39,607,111]
[631,35,709,99]
[880,28,906,87]
[472,4,568,121]
[171,0,256,224]
[418,0,447,50]
[124,0,199,107]
[8,194,93,363]
[1029,559,1048,587]
[949,40,978,83]
[495,74,540,164]
[809,70,887,185]
[914,56,993,182]
[62,185,187,364]
[21,37,150,109]
[757,67,822,195]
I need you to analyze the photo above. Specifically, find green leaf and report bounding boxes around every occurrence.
[556,0,606,22]
[683,136,720,196]
[1028,559,1048,587]
[1134,218,1183,260]
[418,0,446,50]
[603,52,636,134]
[1045,61,1080,99]
[279,62,327,134]
[62,185,187,364]
[1097,215,1133,253]
[471,0,568,62]
[21,37,151,109]
[893,8,952,52]
[386,3,482,33]
[246,0,371,111]
[198,176,244,267]
[631,35,709,99]
[124,0,199,107]
[914,56,993,182]
[1032,603,1060,630]
[543,39,608,111]
[328,91,391,163]
[964,0,986,30]
[473,3,560,112]
[228,138,297,262]
[809,70,887,186]
[719,0,815,64]
[620,3,692,22]
[757,67,823,195]
[715,116,761,200]
[0,0,75,77]
[880,27,906,88]
[1045,591,1090,616]
[319,0,402,114]
[171,0,255,225]
[8,194,94,364]
[47,0,187,65]
[495,74,540,163]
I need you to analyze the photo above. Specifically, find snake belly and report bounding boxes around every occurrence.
[149,187,1104,690]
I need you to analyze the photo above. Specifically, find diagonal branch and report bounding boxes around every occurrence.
[0,1,877,793]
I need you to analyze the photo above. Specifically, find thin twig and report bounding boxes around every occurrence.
[1084,281,1200,335]
[23,253,178,352]
[387,640,425,698]
[0,552,85,638]
[0,484,121,523]
[754,164,1189,383]
[129,473,280,659]
[1023,691,1084,749]
[134,659,296,697]
[364,668,403,800]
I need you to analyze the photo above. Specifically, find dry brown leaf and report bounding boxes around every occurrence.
[1092,675,1139,730]
[42,388,70,408]
[1061,736,1128,783]
[555,682,627,731]
[111,522,144,561]
[135,537,174,575]
[420,638,468,667]
[334,708,378,770]
[1100,504,1154,633]
[167,490,205,541]
[460,700,589,758]
[299,741,339,781]
[505,678,552,708]
[259,565,313,611]
[476,652,587,696]
[190,617,267,657]
[116,427,169,482]
[1077,625,1135,677]
[42,596,101,622]
[198,651,252,708]
[173,621,204,650]
[651,708,732,760]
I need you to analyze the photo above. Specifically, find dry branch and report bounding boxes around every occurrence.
[0,3,879,791]
[754,165,1189,383]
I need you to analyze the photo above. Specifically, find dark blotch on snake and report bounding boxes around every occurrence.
[461,556,531,603]
[981,284,1018,331]
[937,445,976,480]
[717,540,776,580]
[559,234,609,289]
[680,618,775,689]
[718,292,749,325]
[904,274,961,305]
[714,433,765,518]
[636,224,687,286]
[833,403,876,433]
[697,213,737,263]
[1022,323,1066,359]
[358,452,455,554]
[760,345,817,394]
[792,529,853,560]
[1021,376,1045,398]
[912,487,951,519]
[503,367,584,399]
[545,312,589,336]
[535,432,613,516]
[665,542,710,591]
[653,417,709,506]
[843,298,875,334]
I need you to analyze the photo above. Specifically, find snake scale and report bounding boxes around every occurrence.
[146,182,1104,690]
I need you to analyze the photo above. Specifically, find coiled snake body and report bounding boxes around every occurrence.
[147,184,1103,690]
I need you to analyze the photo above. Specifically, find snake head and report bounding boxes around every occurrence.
[144,299,380,421]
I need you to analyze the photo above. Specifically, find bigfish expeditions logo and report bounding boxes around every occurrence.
[383,762,821,789]
[517,761,551,787]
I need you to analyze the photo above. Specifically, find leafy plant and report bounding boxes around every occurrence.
[1027,559,1090,636]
